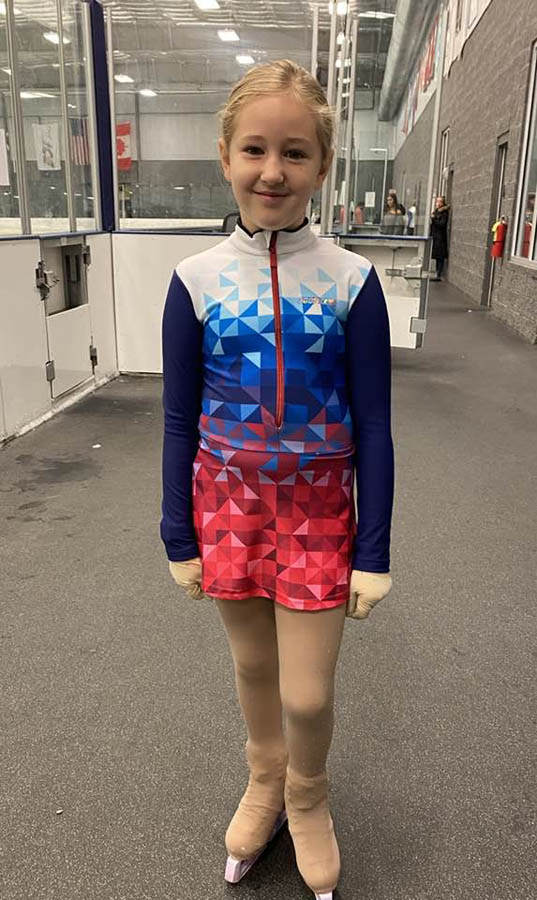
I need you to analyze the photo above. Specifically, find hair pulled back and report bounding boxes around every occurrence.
[218,59,335,167]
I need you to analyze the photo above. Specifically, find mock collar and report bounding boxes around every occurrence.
[228,216,317,256]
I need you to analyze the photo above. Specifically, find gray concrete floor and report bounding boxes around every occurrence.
[1,281,536,900]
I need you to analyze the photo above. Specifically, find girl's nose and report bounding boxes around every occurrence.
[260,155,285,185]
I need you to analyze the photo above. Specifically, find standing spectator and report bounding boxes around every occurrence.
[406,200,417,235]
[431,196,450,280]
[354,202,365,225]
[380,193,405,235]
[389,188,406,216]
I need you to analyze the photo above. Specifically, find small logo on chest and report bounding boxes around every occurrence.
[300,296,337,307]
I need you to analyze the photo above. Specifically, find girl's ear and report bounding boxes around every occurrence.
[314,149,334,191]
[218,138,231,182]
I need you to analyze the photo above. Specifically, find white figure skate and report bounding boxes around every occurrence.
[224,808,288,883]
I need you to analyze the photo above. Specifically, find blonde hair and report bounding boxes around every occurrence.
[218,59,335,168]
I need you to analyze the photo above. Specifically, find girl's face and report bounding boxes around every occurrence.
[219,92,332,234]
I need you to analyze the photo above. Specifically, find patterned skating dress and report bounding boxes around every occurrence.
[161,219,394,611]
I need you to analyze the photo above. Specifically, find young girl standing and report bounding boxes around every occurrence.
[161,60,394,900]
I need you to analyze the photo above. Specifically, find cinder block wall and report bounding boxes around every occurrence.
[437,0,537,343]
[392,99,436,231]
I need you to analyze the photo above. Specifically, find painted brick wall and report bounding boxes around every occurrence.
[437,0,537,342]
[392,99,436,235]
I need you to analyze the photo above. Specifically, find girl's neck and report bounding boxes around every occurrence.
[238,216,309,238]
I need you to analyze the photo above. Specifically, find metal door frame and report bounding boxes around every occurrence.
[481,137,508,308]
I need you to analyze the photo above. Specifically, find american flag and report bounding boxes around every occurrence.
[69,117,90,165]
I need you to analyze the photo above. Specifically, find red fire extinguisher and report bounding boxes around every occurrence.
[491,217,508,258]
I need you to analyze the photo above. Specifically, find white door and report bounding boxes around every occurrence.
[41,241,94,399]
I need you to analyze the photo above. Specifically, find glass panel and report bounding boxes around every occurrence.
[102,0,320,231]
[330,13,355,232]
[516,49,537,261]
[61,0,96,231]
[0,12,21,236]
[15,1,69,233]
[350,10,398,233]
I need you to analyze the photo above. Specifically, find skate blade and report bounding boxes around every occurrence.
[224,809,288,884]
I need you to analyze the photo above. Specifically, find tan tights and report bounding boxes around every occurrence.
[215,596,346,778]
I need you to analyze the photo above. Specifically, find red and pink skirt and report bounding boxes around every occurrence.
[192,446,355,611]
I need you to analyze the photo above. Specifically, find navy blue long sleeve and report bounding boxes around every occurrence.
[346,267,395,572]
[160,271,203,561]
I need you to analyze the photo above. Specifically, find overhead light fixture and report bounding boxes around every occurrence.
[0,3,22,13]
[21,91,56,99]
[218,29,239,41]
[236,54,254,65]
[139,88,157,97]
[359,11,395,19]
[43,31,71,45]
[343,77,351,84]
[1,67,12,75]
[337,31,344,45]
[328,2,348,14]
[194,0,220,8]
[174,186,185,191]
[115,73,134,83]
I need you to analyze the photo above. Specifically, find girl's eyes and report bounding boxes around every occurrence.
[242,146,307,160]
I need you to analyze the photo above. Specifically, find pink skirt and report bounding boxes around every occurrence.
[192,446,355,611]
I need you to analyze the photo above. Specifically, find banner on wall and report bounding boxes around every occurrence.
[33,123,61,171]
[117,122,132,171]
[0,129,9,186]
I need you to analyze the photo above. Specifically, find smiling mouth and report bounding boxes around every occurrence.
[254,191,289,197]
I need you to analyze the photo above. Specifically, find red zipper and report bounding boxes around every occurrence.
[269,231,284,430]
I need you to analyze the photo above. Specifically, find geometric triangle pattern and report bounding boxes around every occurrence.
[177,227,373,462]
[193,446,356,611]
[194,251,372,460]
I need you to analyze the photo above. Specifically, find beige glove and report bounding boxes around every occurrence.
[169,557,204,599]
[347,570,392,620]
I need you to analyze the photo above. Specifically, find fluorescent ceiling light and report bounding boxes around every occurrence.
[236,54,254,65]
[342,77,351,84]
[174,186,185,190]
[43,31,71,45]
[21,91,55,99]
[115,73,134,83]
[337,31,344,45]
[218,29,239,41]
[359,11,395,19]
[1,67,12,75]
[328,2,348,14]
[139,88,157,97]
[0,3,22,13]
[370,147,387,152]
[194,0,220,8]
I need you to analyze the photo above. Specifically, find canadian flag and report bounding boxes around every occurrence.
[116,122,132,171]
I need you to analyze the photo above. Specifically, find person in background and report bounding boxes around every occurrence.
[406,200,417,235]
[354,201,365,225]
[431,196,450,280]
[389,188,406,216]
[380,193,405,235]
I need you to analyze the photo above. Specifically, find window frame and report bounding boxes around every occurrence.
[0,0,100,238]
[512,42,537,265]
[455,0,464,33]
